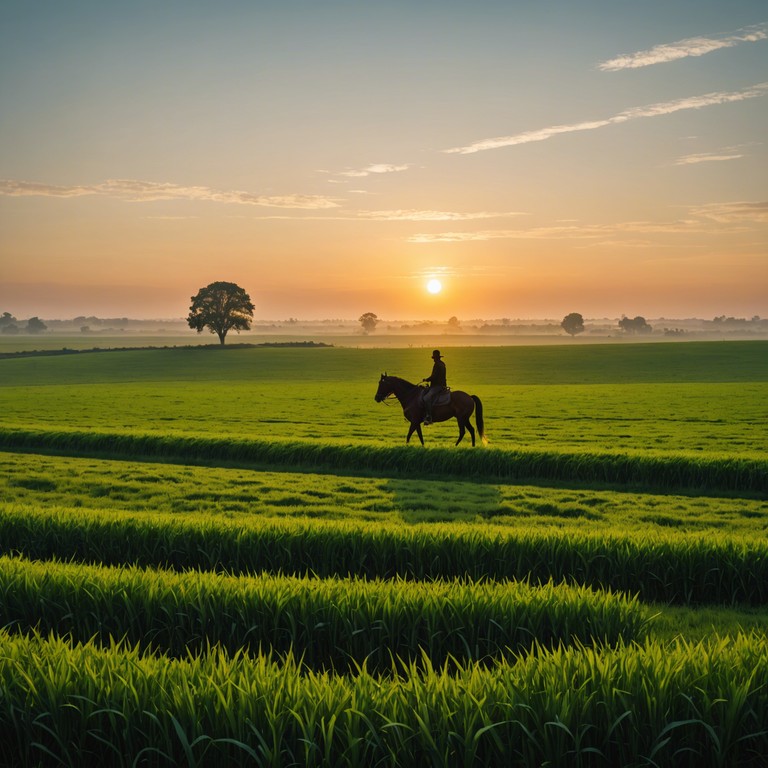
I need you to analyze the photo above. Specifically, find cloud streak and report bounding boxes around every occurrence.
[598,23,768,71]
[337,163,410,178]
[408,207,762,243]
[675,151,744,165]
[354,209,525,221]
[688,201,768,223]
[443,82,768,155]
[0,179,341,209]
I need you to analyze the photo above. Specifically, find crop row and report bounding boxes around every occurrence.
[1,428,765,493]
[3,503,767,605]
[6,450,767,536]
[1,629,766,768]
[0,555,645,669]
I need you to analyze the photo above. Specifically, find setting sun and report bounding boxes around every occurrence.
[0,3,765,321]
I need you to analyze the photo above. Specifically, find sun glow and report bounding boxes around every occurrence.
[426,278,442,294]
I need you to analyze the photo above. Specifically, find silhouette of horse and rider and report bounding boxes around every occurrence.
[374,350,485,446]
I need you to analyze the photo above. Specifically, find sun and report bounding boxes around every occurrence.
[426,278,442,294]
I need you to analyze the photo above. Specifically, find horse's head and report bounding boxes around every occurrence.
[374,372,393,402]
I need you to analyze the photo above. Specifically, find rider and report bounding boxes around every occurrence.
[421,349,447,424]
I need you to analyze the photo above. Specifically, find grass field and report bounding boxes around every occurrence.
[0,339,766,766]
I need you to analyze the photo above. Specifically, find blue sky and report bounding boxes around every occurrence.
[1,1,766,319]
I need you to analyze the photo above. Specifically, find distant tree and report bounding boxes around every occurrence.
[447,316,460,329]
[1,323,19,335]
[0,312,16,328]
[26,316,47,334]
[187,281,255,345]
[561,312,585,336]
[618,316,652,334]
[359,312,379,333]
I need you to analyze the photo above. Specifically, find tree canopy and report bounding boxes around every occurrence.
[187,281,255,345]
[359,312,379,333]
[619,316,652,334]
[561,312,585,336]
[26,317,47,334]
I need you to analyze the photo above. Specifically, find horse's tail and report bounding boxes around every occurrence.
[471,395,487,445]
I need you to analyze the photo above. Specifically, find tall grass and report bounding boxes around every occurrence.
[0,629,766,767]
[4,449,766,535]
[2,504,767,605]
[0,555,646,668]
[1,428,765,493]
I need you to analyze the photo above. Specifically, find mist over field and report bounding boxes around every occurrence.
[2,313,768,354]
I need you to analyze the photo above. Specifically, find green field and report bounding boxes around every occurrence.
[0,340,766,766]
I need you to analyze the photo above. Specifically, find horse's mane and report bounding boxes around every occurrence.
[385,374,415,386]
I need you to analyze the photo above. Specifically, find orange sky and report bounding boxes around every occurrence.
[1,3,766,320]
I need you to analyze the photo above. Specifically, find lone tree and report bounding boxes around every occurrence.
[187,281,255,345]
[359,312,379,333]
[561,312,585,336]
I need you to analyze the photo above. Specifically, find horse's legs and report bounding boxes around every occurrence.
[455,415,476,446]
[407,421,425,446]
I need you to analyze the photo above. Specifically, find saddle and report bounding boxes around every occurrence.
[422,387,451,408]
[433,388,451,407]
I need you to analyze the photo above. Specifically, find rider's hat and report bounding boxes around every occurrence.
[431,349,442,359]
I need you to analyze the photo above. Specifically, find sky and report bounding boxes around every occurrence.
[1,0,766,321]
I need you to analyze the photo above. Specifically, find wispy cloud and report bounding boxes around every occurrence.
[688,201,768,223]
[144,215,198,220]
[244,209,525,223]
[598,23,768,71]
[443,82,768,155]
[408,225,609,243]
[675,151,744,165]
[355,209,526,221]
[337,163,410,178]
[0,180,93,198]
[0,179,341,209]
[408,211,759,244]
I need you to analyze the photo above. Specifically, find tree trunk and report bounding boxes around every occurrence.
[217,330,227,345]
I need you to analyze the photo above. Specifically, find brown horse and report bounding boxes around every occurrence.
[374,374,486,446]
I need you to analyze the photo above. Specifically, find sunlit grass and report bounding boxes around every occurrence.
[1,451,765,532]
[2,342,766,457]
[1,341,767,765]
[2,428,766,496]
[2,381,766,457]
[2,495,767,605]
[0,554,647,668]
[1,628,766,767]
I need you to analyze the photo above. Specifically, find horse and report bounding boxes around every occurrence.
[374,374,486,446]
